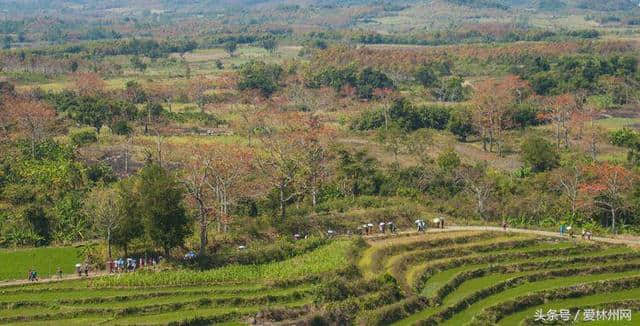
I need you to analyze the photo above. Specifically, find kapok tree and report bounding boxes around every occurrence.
[6,98,56,157]
[579,163,634,233]
[189,75,213,113]
[554,160,586,220]
[472,75,530,154]
[71,72,106,97]
[299,115,333,207]
[256,116,306,222]
[457,162,493,220]
[542,94,576,149]
[205,144,254,232]
[84,186,123,262]
[179,145,215,256]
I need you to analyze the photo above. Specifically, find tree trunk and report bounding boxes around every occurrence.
[199,209,207,257]
[279,184,286,222]
[311,188,317,207]
[31,139,36,158]
[556,121,561,149]
[488,129,494,153]
[107,228,112,262]
[611,207,616,234]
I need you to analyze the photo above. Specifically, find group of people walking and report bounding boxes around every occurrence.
[358,221,397,235]
[76,263,90,277]
[27,269,38,282]
[109,257,157,273]
[560,224,594,240]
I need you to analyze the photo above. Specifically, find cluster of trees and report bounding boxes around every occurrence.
[237,61,284,97]
[352,28,599,47]
[305,65,394,99]
[86,164,191,259]
[44,91,138,130]
[351,99,453,132]
[514,54,639,100]
[352,91,542,145]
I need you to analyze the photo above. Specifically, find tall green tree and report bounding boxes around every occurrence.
[111,179,143,257]
[521,136,560,172]
[138,164,191,257]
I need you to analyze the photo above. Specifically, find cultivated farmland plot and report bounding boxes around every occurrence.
[1,231,638,325]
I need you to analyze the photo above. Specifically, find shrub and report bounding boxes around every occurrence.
[112,121,132,135]
[69,128,97,146]
[521,136,559,172]
[237,60,283,97]
[447,106,475,141]
[609,128,639,147]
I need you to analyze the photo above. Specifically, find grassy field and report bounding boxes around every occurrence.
[0,246,81,281]
[1,232,639,325]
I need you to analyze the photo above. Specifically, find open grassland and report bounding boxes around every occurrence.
[0,246,81,281]
[1,232,639,325]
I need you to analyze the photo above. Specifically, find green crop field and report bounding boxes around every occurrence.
[0,246,81,282]
[1,232,638,325]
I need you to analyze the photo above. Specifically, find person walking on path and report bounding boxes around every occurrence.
[378,222,386,234]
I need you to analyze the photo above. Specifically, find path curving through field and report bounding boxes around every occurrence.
[365,225,640,247]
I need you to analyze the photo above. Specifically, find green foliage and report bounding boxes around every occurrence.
[112,121,132,135]
[609,128,639,147]
[357,67,395,99]
[445,0,510,10]
[69,128,98,147]
[447,106,475,141]
[351,99,452,132]
[507,103,542,128]
[130,55,147,72]
[336,149,384,197]
[414,65,439,88]
[45,91,138,129]
[538,0,566,10]
[111,179,143,256]
[521,55,639,96]
[223,41,238,56]
[608,128,640,165]
[437,149,461,172]
[431,76,470,102]
[124,80,148,104]
[237,60,283,97]
[260,37,278,52]
[0,141,89,247]
[86,162,117,184]
[138,164,191,256]
[521,136,559,172]
[307,65,394,99]
[577,0,637,11]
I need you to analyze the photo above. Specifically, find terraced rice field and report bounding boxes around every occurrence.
[1,231,638,325]
[357,231,640,326]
